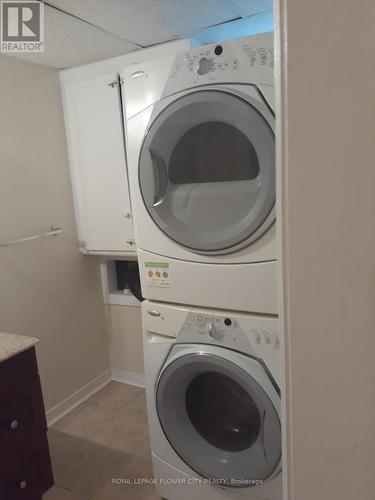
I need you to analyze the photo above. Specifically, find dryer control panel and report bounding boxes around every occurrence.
[182,40,273,76]
[184,49,239,76]
[162,32,274,97]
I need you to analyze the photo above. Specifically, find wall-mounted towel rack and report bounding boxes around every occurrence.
[0,227,64,248]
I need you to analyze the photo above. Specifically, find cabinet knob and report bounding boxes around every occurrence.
[124,212,132,219]
[19,480,27,489]
[10,419,18,430]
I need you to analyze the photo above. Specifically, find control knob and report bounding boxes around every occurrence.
[208,322,224,341]
[195,57,214,75]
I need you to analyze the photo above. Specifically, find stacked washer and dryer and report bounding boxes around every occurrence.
[123,32,282,500]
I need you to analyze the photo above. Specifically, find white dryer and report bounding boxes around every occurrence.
[123,33,277,314]
[142,300,282,500]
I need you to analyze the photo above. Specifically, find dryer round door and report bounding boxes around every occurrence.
[139,89,275,255]
[156,347,281,487]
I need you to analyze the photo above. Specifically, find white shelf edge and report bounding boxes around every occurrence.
[106,291,141,307]
[83,250,138,259]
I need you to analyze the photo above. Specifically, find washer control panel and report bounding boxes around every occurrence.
[177,311,280,357]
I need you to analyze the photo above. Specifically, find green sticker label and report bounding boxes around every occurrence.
[145,262,169,269]
[145,261,171,288]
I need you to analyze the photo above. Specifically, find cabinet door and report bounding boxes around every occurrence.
[64,73,134,253]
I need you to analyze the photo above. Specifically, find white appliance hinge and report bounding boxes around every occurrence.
[79,240,87,253]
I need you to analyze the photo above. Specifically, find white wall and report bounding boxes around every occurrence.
[277,1,375,499]
[106,305,144,376]
[0,54,109,410]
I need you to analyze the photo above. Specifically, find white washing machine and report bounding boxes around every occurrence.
[123,33,277,314]
[142,300,282,500]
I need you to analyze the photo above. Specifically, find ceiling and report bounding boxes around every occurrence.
[11,0,272,69]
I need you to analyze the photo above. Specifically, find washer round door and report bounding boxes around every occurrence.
[156,346,281,488]
[139,89,275,255]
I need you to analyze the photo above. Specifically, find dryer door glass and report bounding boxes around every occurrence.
[156,352,281,486]
[139,90,275,254]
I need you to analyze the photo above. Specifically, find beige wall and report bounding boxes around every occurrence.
[106,305,144,375]
[278,1,375,499]
[0,55,109,410]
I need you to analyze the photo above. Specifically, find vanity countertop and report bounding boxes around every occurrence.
[0,331,39,363]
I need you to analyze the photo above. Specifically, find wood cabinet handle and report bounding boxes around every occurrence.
[10,419,18,430]
[19,480,27,489]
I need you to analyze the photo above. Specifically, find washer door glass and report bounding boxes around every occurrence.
[139,90,275,254]
[156,352,281,487]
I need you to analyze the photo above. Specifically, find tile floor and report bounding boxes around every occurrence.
[44,382,161,500]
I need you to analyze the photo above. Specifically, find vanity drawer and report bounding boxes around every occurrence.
[0,376,47,445]
[0,435,53,500]
[0,346,54,497]
[0,348,38,395]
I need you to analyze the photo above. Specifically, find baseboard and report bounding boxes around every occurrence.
[46,368,145,427]
[111,368,145,388]
[46,369,111,427]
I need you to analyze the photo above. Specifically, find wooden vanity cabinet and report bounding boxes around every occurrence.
[0,348,53,499]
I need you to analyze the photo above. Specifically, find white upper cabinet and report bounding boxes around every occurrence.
[62,73,135,255]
